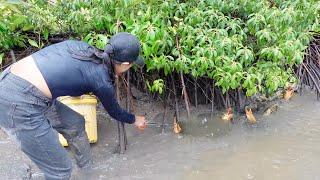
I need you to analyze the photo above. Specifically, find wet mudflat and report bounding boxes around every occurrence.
[0,89,319,180]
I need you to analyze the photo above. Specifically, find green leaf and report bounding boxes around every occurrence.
[22,24,33,31]
[149,79,165,94]
[43,29,49,41]
[28,39,39,48]
[12,15,26,27]
[0,53,4,64]
[96,34,108,50]
[84,33,93,43]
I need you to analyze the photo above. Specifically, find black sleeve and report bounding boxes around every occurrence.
[93,83,135,124]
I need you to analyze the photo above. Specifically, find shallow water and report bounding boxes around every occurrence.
[0,89,320,180]
[182,90,320,180]
[86,89,320,180]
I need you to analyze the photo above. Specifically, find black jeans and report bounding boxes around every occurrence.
[0,67,92,180]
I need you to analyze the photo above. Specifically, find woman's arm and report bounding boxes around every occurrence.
[93,83,135,124]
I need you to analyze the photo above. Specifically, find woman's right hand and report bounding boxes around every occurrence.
[134,115,147,130]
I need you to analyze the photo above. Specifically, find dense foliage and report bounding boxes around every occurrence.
[1,0,319,97]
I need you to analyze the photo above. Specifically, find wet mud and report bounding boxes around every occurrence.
[0,89,320,180]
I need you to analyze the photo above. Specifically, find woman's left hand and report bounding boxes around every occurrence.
[134,115,147,130]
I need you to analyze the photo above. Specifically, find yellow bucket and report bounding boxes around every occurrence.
[57,95,98,146]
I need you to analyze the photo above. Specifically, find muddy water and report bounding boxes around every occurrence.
[0,89,320,180]
[182,90,320,180]
[85,89,320,180]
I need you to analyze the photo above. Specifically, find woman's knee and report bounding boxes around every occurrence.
[44,159,73,180]
[61,116,86,140]
[53,100,86,138]
[75,116,86,130]
[17,122,74,180]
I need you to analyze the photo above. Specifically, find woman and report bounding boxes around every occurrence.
[0,32,147,179]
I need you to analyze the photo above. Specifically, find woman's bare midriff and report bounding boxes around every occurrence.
[10,56,53,99]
